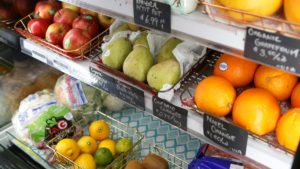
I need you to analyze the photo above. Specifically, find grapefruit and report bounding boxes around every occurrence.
[291,83,300,108]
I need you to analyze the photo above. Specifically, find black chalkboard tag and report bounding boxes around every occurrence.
[203,114,248,155]
[89,67,145,110]
[245,27,300,74]
[153,96,188,131]
[89,67,116,93]
[133,0,171,33]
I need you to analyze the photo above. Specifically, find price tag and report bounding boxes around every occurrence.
[153,97,188,130]
[89,67,116,93]
[89,67,145,110]
[133,0,171,33]
[31,50,48,64]
[203,114,248,155]
[245,27,300,74]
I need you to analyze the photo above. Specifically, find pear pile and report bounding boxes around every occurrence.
[102,26,182,91]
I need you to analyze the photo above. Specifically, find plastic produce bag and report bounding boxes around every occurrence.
[12,89,74,145]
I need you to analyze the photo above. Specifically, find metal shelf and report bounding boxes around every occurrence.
[19,37,294,169]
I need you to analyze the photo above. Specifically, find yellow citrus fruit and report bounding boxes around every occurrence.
[74,153,96,169]
[77,136,98,154]
[89,120,110,141]
[55,138,80,161]
[98,139,116,156]
[217,0,282,21]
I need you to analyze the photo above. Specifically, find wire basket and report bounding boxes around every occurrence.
[179,50,295,156]
[117,141,188,169]
[14,13,108,60]
[201,0,300,38]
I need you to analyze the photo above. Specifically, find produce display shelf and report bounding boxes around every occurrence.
[20,37,294,169]
[59,0,245,57]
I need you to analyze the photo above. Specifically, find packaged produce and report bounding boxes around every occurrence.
[54,74,125,113]
[166,0,198,14]
[0,59,61,127]
[12,89,76,145]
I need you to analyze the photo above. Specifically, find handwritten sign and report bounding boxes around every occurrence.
[89,67,145,110]
[133,0,171,33]
[245,27,300,74]
[153,97,187,130]
[203,114,248,155]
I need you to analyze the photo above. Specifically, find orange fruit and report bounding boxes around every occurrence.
[89,120,110,141]
[214,54,258,87]
[232,88,280,136]
[291,83,300,108]
[218,0,282,21]
[77,136,98,154]
[194,76,236,117]
[254,65,298,101]
[284,0,300,30]
[276,108,300,152]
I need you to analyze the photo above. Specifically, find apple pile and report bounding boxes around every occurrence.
[27,1,115,56]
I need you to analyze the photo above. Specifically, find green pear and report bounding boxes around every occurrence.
[111,23,130,35]
[147,59,180,91]
[102,38,132,70]
[123,46,153,82]
[134,32,149,48]
[157,37,182,63]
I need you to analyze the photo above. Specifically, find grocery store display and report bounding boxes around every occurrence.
[89,120,110,141]
[77,136,98,154]
[79,8,98,17]
[74,153,97,169]
[72,15,100,37]
[97,13,115,30]
[213,54,258,87]
[276,108,300,152]
[232,88,280,136]
[254,65,298,101]
[157,37,182,63]
[0,0,36,21]
[291,83,300,108]
[55,138,80,160]
[98,139,116,156]
[194,76,236,117]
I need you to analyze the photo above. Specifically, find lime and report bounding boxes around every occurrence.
[116,138,133,154]
[97,166,106,169]
[94,148,113,166]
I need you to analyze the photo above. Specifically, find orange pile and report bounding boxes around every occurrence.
[194,53,300,151]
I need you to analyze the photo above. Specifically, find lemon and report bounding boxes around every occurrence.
[94,148,113,166]
[55,138,80,161]
[217,0,282,21]
[74,153,96,169]
[116,138,133,154]
[89,120,110,141]
[98,139,116,156]
[77,136,98,154]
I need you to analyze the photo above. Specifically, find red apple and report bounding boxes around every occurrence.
[79,8,97,17]
[63,28,92,55]
[45,23,71,46]
[53,8,78,26]
[72,15,100,37]
[34,1,61,20]
[97,13,115,29]
[27,18,51,38]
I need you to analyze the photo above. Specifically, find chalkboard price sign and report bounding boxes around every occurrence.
[133,0,171,33]
[153,96,188,130]
[245,27,300,74]
[203,114,248,155]
[89,67,145,110]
